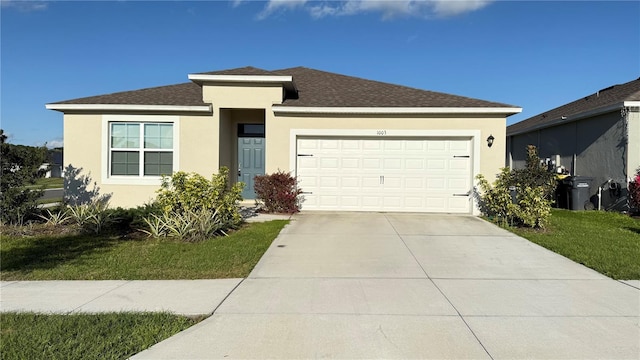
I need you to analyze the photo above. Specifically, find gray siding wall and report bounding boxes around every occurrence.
[507,110,628,207]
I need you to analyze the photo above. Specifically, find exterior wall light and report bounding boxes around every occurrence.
[487,134,495,148]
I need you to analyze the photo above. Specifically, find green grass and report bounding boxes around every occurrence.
[0,312,200,360]
[0,220,288,280]
[508,209,640,279]
[37,197,63,205]
[26,177,64,189]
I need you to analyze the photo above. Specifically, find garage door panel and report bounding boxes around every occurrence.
[429,160,448,171]
[427,141,446,151]
[405,177,424,189]
[341,177,360,188]
[341,158,360,168]
[450,140,470,151]
[320,158,339,169]
[383,158,402,169]
[450,158,471,170]
[363,158,382,169]
[363,140,382,150]
[297,137,472,213]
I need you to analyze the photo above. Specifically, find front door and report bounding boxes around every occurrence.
[238,137,265,199]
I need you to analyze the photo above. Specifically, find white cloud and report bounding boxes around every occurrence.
[257,0,308,20]
[258,0,493,20]
[45,138,63,149]
[1,0,48,12]
[431,0,492,17]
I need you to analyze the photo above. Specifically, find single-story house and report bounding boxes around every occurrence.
[47,66,521,214]
[41,148,64,178]
[507,77,640,211]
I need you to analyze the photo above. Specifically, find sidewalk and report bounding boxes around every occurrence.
[0,279,242,316]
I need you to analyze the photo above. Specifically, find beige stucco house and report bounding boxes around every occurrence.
[47,66,521,214]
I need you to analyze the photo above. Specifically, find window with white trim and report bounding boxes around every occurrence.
[109,122,174,176]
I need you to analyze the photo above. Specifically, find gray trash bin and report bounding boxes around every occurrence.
[563,176,594,210]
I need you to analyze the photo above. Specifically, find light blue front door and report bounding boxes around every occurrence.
[238,137,265,199]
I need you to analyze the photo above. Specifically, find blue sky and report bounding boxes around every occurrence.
[2,0,639,147]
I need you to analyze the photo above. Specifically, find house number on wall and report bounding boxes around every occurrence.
[376,130,387,136]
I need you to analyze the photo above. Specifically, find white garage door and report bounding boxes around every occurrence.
[296,137,473,213]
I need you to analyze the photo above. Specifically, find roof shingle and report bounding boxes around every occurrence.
[272,67,513,108]
[50,82,206,106]
[507,77,640,135]
[50,66,518,109]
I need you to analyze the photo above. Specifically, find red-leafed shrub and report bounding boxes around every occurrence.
[629,169,640,214]
[254,171,303,214]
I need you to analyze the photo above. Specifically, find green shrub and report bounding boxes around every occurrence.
[512,145,557,199]
[141,208,227,241]
[156,167,243,227]
[106,203,163,233]
[254,170,303,213]
[476,145,555,229]
[67,201,114,234]
[0,131,48,225]
[476,168,518,226]
[144,168,244,241]
[37,209,71,226]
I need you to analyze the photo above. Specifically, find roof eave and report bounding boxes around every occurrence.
[45,103,212,113]
[507,101,637,137]
[272,106,522,115]
[188,74,297,92]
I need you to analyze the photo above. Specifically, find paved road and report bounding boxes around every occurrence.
[40,188,63,200]
[133,213,640,359]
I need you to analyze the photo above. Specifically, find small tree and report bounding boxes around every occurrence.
[476,145,555,229]
[0,130,48,224]
[512,145,557,200]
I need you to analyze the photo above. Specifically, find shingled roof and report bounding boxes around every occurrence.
[49,66,517,110]
[507,77,640,135]
[49,82,206,106]
[272,67,512,108]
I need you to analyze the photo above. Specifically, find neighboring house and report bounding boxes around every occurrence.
[507,78,640,211]
[38,148,63,178]
[46,66,521,214]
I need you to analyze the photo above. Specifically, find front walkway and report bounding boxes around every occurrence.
[132,213,640,359]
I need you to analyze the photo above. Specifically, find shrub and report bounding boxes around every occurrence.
[476,145,554,229]
[476,168,518,226]
[141,208,227,241]
[106,202,163,233]
[0,131,48,225]
[629,168,640,214]
[156,167,243,228]
[144,168,244,241]
[67,200,114,234]
[254,170,303,213]
[37,209,71,226]
[512,145,557,200]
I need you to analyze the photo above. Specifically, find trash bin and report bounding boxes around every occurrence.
[563,176,594,211]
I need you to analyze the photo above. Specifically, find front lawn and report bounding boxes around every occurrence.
[0,312,200,360]
[26,177,64,189]
[0,220,288,280]
[509,209,640,279]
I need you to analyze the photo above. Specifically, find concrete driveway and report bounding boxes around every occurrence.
[134,213,640,359]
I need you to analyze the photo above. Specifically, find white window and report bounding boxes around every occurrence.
[109,122,174,177]
[102,115,179,185]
